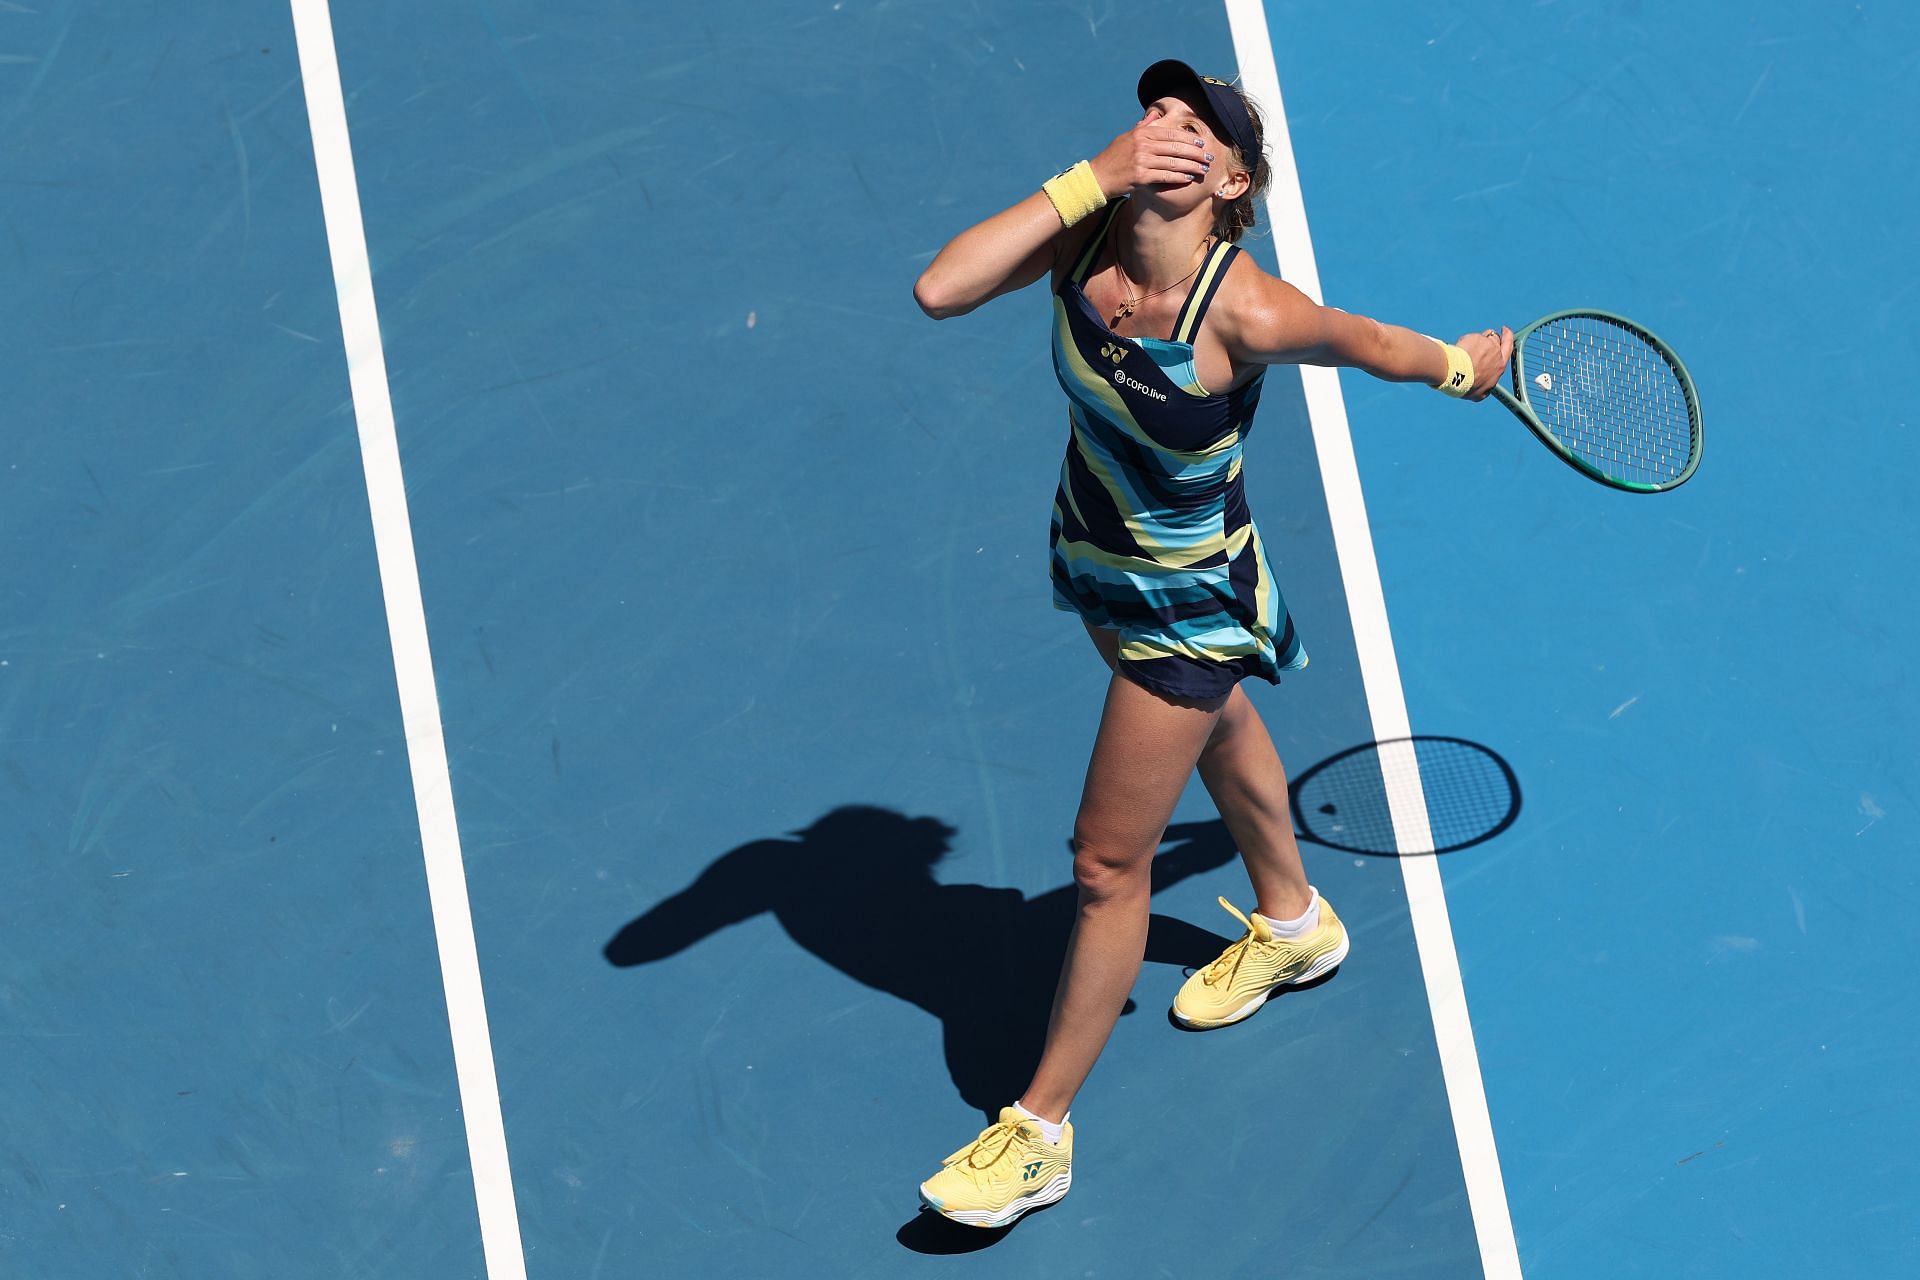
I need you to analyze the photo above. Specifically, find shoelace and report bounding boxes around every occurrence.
[1200,897,1262,988]
[954,1117,1029,1173]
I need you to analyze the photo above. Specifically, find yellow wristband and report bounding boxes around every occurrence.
[1431,339,1475,397]
[1042,160,1107,228]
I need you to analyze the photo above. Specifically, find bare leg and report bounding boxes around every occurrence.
[1195,687,1313,921]
[1016,667,1224,1122]
[1080,623,1311,924]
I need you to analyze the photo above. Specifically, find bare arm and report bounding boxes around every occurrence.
[912,120,1212,320]
[1222,269,1512,398]
[911,193,1064,320]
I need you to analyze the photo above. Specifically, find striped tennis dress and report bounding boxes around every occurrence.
[1049,201,1307,701]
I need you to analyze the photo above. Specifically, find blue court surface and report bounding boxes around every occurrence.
[4,2,1915,1277]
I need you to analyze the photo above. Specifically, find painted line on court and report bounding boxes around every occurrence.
[288,4,529,1277]
[1224,2,1523,1275]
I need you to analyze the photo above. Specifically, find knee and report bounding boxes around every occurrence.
[1070,828,1152,903]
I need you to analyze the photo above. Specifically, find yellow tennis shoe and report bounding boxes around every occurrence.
[917,1107,1073,1228]
[1172,895,1349,1028]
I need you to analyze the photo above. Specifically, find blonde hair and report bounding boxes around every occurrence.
[1212,85,1270,243]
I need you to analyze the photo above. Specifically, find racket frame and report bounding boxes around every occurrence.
[1489,308,1704,493]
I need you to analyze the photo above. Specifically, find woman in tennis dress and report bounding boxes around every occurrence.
[910,60,1510,1228]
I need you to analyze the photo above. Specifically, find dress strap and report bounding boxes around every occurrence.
[1068,199,1127,286]
[1169,240,1241,345]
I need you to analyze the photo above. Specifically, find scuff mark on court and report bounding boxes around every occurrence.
[1855,793,1884,836]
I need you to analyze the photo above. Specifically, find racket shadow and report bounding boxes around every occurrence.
[1289,736,1521,858]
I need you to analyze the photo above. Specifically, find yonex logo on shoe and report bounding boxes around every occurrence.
[1022,1161,1043,1181]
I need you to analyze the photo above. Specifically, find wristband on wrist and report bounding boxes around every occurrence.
[1430,338,1475,397]
[1042,160,1107,228]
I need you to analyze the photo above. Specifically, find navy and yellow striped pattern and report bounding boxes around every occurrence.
[1049,201,1306,701]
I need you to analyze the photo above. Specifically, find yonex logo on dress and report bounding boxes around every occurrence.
[1099,341,1128,364]
[1113,367,1167,402]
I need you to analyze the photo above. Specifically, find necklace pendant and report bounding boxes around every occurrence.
[1110,301,1135,328]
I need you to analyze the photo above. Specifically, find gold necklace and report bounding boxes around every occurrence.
[1107,227,1212,329]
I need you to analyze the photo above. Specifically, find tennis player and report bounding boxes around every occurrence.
[910,60,1511,1228]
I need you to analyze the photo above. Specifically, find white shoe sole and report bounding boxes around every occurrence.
[1171,932,1350,1029]
[920,1169,1071,1228]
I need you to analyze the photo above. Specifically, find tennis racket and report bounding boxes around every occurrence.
[1488,310,1703,493]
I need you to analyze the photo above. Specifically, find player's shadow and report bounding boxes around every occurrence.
[602,805,1240,1120]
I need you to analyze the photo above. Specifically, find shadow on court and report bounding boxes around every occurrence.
[1292,736,1520,858]
[604,740,1516,1251]
[603,735,1520,1113]
[603,806,1241,1119]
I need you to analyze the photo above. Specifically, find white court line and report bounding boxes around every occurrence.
[288,4,529,1278]
[1223,3,1523,1276]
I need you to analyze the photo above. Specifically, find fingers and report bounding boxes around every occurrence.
[1097,122,1213,190]
[1136,124,1207,147]
[1131,123,1212,185]
[1145,164,1210,185]
[1451,326,1512,401]
[1455,326,1513,401]
[1095,125,1205,196]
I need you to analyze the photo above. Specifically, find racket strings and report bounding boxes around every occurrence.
[1523,316,1698,486]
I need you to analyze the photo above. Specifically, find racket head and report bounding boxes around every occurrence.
[1290,736,1520,857]
[1495,309,1704,493]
